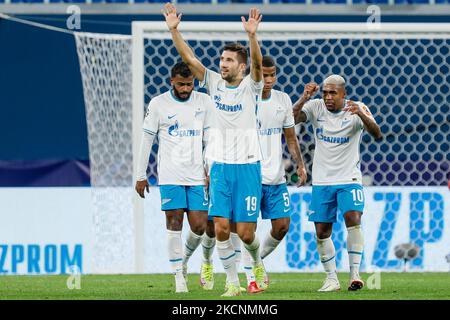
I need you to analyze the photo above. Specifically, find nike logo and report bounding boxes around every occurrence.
[202,201,209,206]
[306,210,315,216]
[162,198,171,205]
[354,203,364,206]
[317,119,325,122]
[247,212,257,216]
[168,114,177,119]
[284,208,290,213]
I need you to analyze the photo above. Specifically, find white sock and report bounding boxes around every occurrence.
[243,234,262,265]
[260,232,282,260]
[201,233,216,264]
[347,225,364,276]
[167,230,183,274]
[216,239,240,287]
[230,232,242,267]
[183,229,203,265]
[242,246,255,284]
[317,236,337,279]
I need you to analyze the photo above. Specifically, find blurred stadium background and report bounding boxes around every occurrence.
[0,1,449,281]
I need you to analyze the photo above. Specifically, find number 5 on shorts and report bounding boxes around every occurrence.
[283,193,290,207]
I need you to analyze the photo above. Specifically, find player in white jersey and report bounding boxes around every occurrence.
[238,56,307,293]
[163,3,267,296]
[293,75,382,292]
[135,62,216,293]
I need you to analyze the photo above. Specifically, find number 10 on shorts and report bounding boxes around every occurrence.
[351,189,364,203]
[245,196,257,211]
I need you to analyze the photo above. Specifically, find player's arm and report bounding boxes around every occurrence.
[135,132,155,198]
[162,3,206,81]
[242,8,263,82]
[135,102,159,198]
[283,127,307,186]
[293,82,319,124]
[344,101,383,141]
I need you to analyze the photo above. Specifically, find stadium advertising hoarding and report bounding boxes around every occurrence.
[0,187,448,274]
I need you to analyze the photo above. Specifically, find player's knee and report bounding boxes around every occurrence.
[167,220,183,231]
[239,232,254,245]
[214,224,229,241]
[344,211,361,227]
[190,223,206,235]
[272,224,289,240]
[316,229,332,239]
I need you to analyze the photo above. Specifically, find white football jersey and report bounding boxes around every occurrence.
[200,69,263,164]
[142,90,213,185]
[258,89,295,185]
[302,98,374,186]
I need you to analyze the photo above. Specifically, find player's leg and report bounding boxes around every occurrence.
[228,222,248,293]
[215,216,242,296]
[160,185,189,293]
[230,222,242,268]
[208,162,240,296]
[234,162,265,293]
[184,210,207,279]
[260,184,291,260]
[200,217,216,290]
[338,184,365,291]
[166,209,187,293]
[309,185,340,292]
[184,186,209,286]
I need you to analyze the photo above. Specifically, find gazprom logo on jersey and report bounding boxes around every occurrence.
[168,121,201,137]
[259,127,283,136]
[214,98,242,112]
[316,128,349,144]
[0,244,82,274]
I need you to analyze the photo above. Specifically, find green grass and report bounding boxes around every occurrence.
[0,273,449,300]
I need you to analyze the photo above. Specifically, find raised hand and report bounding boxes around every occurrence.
[303,82,319,101]
[343,100,367,116]
[241,8,262,35]
[162,2,182,31]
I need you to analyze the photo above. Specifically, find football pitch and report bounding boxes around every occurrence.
[0,272,449,300]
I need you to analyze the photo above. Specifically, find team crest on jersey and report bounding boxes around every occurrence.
[168,121,179,136]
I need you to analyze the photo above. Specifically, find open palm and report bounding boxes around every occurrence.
[241,8,262,35]
[162,3,182,30]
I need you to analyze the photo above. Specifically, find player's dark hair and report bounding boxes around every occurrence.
[262,56,276,68]
[171,61,192,78]
[222,42,248,65]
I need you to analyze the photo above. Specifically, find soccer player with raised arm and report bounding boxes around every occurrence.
[163,3,267,296]
[135,62,216,293]
[293,75,382,292]
[240,56,307,292]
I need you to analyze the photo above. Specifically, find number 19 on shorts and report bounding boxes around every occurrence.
[245,196,257,211]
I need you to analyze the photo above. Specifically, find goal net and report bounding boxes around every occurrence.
[76,22,450,273]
